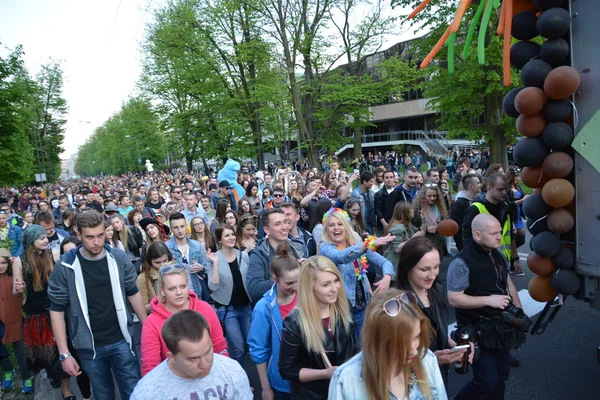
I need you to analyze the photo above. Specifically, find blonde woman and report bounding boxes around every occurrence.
[140,263,228,376]
[329,289,446,400]
[319,208,395,337]
[278,256,359,400]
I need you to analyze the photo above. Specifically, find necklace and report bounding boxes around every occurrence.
[323,318,332,332]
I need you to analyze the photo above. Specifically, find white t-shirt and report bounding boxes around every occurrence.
[131,355,252,400]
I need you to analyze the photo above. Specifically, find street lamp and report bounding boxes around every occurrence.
[124,135,142,165]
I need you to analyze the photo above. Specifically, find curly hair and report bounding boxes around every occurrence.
[415,185,449,219]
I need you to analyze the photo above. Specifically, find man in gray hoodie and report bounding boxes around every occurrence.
[48,210,147,400]
[451,174,482,251]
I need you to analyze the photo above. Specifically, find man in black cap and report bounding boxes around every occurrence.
[210,181,238,212]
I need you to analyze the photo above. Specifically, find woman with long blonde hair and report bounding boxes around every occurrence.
[329,289,446,400]
[278,256,358,400]
[413,185,449,255]
[319,208,395,338]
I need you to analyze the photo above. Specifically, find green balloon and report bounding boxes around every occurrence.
[478,0,495,65]
[448,32,456,74]
[463,0,486,59]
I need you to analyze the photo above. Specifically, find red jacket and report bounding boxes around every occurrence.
[140,291,229,376]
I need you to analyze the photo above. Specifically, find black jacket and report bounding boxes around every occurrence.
[450,193,474,251]
[374,186,394,232]
[279,309,358,400]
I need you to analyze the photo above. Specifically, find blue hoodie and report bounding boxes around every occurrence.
[247,284,291,394]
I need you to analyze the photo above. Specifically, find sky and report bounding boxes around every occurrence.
[0,0,152,159]
[0,0,418,161]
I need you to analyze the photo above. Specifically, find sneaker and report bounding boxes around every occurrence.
[22,377,34,394]
[2,369,15,389]
[509,268,525,277]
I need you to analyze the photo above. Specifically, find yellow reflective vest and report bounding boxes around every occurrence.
[471,202,512,261]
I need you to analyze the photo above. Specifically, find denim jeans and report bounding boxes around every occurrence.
[454,347,510,400]
[351,306,366,346]
[217,304,252,366]
[79,339,140,400]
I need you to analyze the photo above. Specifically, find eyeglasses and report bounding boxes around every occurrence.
[166,206,178,212]
[172,191,182,194]
[159,264,185,275]
[223,187,231,190]
[192,222,205,227]
[383,292,417,317]
[272,193,284,198]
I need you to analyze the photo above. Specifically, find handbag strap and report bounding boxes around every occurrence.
[320,348,332,369]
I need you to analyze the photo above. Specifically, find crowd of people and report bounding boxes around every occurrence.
[0,153,531,399]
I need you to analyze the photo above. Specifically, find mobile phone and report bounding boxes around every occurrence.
[353,169,359,175]
[449,344,470,352]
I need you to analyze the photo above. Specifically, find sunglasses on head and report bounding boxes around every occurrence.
[159,264,186,275]
[424,183,438,188]
[383,292,418,317]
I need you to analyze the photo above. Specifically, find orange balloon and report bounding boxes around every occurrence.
[528,274,558,302]
[542,178,575,207]
[516,114,546,137]
[515,87,548,116]
[513,0,537,15]
[542,151,574,178]
[544,66,581,100]
[547,208,574,234]
[437,219,459,237]
[521,166,550,188]
[527,252,556,277]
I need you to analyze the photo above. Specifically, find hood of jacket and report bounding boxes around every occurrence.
[455,190,474,201]
[149,290,200,320]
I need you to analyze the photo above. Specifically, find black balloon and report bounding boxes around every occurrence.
[552,247,575,269]
[521,59,553,88]
[527,217,549,236]
[512,11,539,40]
[532,231,561,257]
[542,99,572,122]
[502,87,524,118]
[511,41,541,70]
[533,0,567,11]
[513,137,550,167]
[551,269,581,295]
[540,38,569,66]
[523,194,552,221]
[537,7,571,39]
[542,122,574,150]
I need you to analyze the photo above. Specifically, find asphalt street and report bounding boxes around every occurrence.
[17,234,600,400]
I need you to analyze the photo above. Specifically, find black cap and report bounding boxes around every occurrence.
[219,181,230,188]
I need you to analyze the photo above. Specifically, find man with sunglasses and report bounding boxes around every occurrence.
[170,186,185,211]
[447,213,524,400]
[210,181,238,212]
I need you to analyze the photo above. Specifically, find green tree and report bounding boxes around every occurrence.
[75,97,166,176]
[30,60,67,182]
[391,0,518,165]
[0,45,36,185]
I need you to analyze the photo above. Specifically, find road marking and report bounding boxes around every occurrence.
[447,289,546,335]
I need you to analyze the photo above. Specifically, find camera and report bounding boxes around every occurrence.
[502,304,533,332]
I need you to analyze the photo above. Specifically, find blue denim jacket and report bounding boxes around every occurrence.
[319,242,394,308]
[165,237,206,297]
[329,350,447,400]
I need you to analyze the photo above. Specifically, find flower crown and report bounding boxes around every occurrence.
[322,207,351,224]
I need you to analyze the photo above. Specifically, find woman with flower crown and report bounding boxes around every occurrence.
[319,208,395,341]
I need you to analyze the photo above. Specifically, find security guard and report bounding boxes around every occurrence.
[461,173,523,276]
[448,214,525,400]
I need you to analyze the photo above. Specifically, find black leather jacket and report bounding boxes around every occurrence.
[278,309,359,400]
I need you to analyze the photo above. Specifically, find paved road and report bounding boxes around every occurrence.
[24,235,600,399]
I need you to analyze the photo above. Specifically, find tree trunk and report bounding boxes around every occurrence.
[485,91,508,168]
[185,154,193,173]
[354,126,362,158]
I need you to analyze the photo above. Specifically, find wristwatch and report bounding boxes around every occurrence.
[59,353,71,361]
